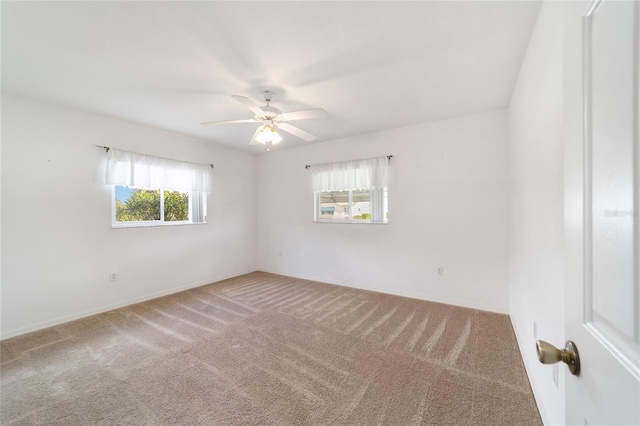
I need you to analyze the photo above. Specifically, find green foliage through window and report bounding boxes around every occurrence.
[115,187,189,223]
[164,190,189,221]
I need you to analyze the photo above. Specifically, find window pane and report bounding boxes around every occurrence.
[351,189,371,222]
[115,186,160,222]
[314,188,387,224]
[319,191,350,220]
[164,190,189,222]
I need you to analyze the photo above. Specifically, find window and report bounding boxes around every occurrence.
[311,156,389,224]
[315,188,387,223]
[113,186,206,226]
[105,149,210,228]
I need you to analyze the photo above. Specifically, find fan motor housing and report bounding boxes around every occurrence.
[261,106,282,117]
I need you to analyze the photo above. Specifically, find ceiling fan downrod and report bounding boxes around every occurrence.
[262,91,274,106]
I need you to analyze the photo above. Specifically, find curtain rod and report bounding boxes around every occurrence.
[97,145,214,168]
[304,155,393,170]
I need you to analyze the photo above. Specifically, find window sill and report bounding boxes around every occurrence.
[313,220,390,225]
[112,221,206,229]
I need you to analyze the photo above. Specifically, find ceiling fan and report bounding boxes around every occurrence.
[201,91,326,148]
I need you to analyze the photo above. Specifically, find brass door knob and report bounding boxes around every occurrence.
[536,340,580,376]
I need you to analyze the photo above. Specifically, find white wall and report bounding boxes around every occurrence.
[256,109,510,313]
[508,2,564,424]
[0,94,257,339]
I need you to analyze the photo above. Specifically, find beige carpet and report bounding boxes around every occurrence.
[1,272,541,425]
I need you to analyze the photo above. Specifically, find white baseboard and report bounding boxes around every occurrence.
[0,269,257,341]
[2,268,508,340]
[510,314,549,425]
[259,268,509,315]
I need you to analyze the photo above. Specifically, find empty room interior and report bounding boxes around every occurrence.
[2,1,639,425]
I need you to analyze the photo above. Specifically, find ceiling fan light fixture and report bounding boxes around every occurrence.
[255,124,282,144]
[271,131,283,144]
[202,93,325,146]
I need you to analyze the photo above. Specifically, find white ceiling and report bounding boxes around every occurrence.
[2,1,541,153]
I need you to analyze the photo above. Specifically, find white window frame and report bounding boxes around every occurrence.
[111,186,206,228]
[313,187,388,224]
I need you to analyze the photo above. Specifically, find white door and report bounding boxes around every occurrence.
[564,0,640,424]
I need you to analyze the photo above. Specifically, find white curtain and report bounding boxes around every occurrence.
[190,191,207,223]
[370,187,386,223]
[311,156,389,192]
[105,149,211,192]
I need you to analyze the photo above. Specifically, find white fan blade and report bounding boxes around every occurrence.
[249,125,264,145]
[201,119,258,126]
[231,95,265,117]
[277,122,316,142]
[279,108,326,121]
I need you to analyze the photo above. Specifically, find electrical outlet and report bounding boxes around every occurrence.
[437,266,444,276]
[533,321,537,340]
[278,250,282,257]
[110,272,117,282]
[553,364,559,388]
